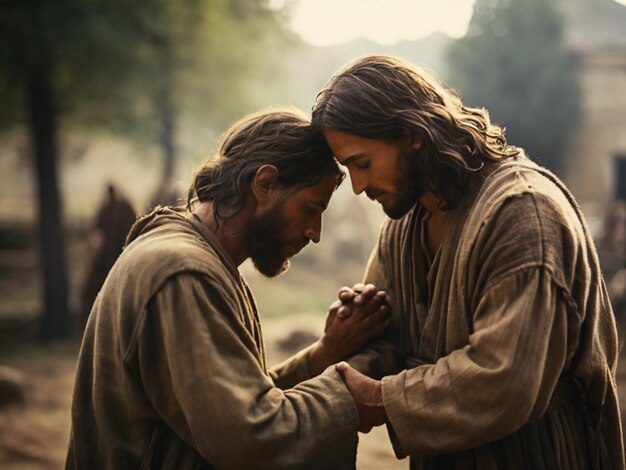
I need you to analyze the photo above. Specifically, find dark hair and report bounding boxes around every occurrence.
[187,108,344,220]
[312,54,519,209]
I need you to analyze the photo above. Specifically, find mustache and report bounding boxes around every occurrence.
[293,239,310,252]
[252,238,309,251]
[365,188,384,200]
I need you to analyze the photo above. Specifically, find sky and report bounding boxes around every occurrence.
[276,0,626,47]
[277,0,477,47]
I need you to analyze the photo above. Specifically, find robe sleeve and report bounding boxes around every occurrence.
[380,267,569,456]
[133,272,358,469]
[347,226,404,379]
[268,343,316,390]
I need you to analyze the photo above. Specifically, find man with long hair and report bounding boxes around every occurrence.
[67,108,389,468]
[312,55,624,468]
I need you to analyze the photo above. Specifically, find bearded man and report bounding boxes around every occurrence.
[66,109,389,469]
[312,55,625,469]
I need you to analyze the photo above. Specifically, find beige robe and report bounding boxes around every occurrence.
[67,207,358,469]
[351,158,625,469]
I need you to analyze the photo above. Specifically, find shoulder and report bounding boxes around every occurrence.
[118,224,238,298]
[151,270,242,314]
[127,228,215,267]
[468,163,587,278]
[475,162,585,240]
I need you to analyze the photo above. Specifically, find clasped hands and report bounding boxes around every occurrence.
[314,282,390,433]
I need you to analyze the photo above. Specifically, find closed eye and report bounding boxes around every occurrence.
[355,161,370,170]
[305,201,328,215]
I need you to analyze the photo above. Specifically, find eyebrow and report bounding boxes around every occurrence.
[310,200,328,211]
[337,152,367,166]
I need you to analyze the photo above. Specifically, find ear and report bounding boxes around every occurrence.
[401,129,423,151]
[251,164,281,205]
[411,134,423,151]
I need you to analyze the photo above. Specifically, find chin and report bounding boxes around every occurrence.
[383,202,413,220]
[253,257,290,278]
[383,193,420,219]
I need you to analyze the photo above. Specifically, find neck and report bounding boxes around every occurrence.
[419,191,445,217]
[193,201,251,267]
[419,191,452,258]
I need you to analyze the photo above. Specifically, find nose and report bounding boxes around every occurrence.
[304,214,322,244]
[349,171,368,195]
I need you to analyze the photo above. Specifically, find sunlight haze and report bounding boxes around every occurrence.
[282,0,476,46]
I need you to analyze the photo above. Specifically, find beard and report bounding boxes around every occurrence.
[246,204,291,278]
[375,145,426,219]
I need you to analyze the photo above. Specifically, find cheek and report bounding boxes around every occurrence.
[278,218,300,242]
[370,165,395,188]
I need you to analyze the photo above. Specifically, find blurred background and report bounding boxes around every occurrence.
[1,0,625,467]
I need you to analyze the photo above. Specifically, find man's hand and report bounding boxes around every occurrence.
[325,283,389,335]
[309,284,390,375]
[335,361,387,433]
[333,283,390,321]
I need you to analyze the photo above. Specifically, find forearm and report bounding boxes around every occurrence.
[143,274,359,468]
[348,336,403,379]
[269,342,316,389]
[271,334,385,390]
[207,369,359,468]
[381,349,540,455]
[380,269,568,455]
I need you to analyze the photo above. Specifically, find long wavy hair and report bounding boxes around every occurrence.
[311,55,519,209]
[187,108,344,221]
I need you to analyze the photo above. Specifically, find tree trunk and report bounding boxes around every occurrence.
[149,39,178,209]
[26,41,71,340]
[159,87,176,185]
[158,41,177,187]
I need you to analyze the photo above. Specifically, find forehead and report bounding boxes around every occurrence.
[323,129,394,163]
[323,129,371,151]
[287,172,337,206]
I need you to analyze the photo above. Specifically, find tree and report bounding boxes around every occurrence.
[118,0,295,206]
[447,0,580,171]
[0,0,296,339]
[0,0,168,339]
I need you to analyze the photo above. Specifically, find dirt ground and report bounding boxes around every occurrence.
[0,344,78,469]
[1,318,625,470]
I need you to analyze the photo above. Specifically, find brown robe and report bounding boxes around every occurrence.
[351,157,625,469]
[67,207,358,469]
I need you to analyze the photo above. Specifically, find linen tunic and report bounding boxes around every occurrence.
[67,207,358,469]
[351,158,625,469]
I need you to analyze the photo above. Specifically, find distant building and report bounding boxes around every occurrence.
[562,0,626,223]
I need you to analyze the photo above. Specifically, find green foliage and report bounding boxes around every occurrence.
[0,0,295,337]
[171,0,298,149]
[447,0,581,171]
[118,0,297,147]
[0,0,295,148]
[0,0,139,132]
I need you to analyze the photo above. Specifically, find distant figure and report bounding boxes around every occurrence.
[597,199,626,281]
[597,199,626,351]
[608,268,626,351]
[81,183,136,322]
